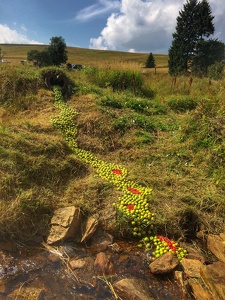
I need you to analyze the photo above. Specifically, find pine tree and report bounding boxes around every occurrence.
[145,52,156,68]
[196,0,214,38]
[192,39,225,76]
[168,0,215,75]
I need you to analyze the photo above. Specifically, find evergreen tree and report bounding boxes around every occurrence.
[168,0,215,75]
[192,39,225,76]
[196,0,214,38]
[145,52,156,68]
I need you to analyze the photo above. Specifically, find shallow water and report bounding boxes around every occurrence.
[0,240,183,299]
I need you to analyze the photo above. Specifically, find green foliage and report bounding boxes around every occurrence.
[27,49,52,67]
[100,95,123,109]
[168,0,215,75]
[208,62,224,80]
[27,36,68,67]
[167,96,199,112]
[48,36,68,66]
[124,98,149,113]
[112,113,156,134]
[85,67,143,93]
[134,131,154,145]
[192,39,225,76]
[145,52,156,68]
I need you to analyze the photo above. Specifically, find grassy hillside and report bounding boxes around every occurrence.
[0,44,168,69]
[0,47,225,243]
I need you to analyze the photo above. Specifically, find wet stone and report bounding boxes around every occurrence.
[94,252,114,276]
[149,251,179,274]
[69,257,93,270]
[113,277,155,300]
[0,278,6,293]
[8,287,45,300]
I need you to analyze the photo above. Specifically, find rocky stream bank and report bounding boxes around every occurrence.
[0,206,225,300]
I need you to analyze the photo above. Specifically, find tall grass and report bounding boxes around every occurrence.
[0,52,225,241]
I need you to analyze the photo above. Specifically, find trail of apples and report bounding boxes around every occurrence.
[51,86,187,261]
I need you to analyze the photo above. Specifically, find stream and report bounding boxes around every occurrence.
[0,239,183,300]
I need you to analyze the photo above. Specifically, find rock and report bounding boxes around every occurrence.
[69,256,95,290]
[47,206,81,244]
[89,241,109,253]
[69,257,93,270]
[180,243,206,263]
[200,261,225,300]
[88,228,113,254]
[81,216,98,243]
[113,277,155,300]
[94,252,114,275]
[8,287,45,299]
[0,278,6,293]
[0,241,17,252]
[174,271,190,300]
[181,258,204,278]
[149,252,179,274]
[188,278,213,300]
[207,234,225,263]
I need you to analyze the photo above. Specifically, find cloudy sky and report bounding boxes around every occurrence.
[0,0,225,54]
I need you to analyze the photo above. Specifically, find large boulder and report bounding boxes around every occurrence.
[47,206,81,244]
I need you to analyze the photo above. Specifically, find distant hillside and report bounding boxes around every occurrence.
[0,44,168,69]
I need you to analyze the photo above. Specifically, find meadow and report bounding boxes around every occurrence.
[0,45,225,244]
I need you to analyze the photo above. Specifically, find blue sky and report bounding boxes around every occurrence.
[0,0,225,54]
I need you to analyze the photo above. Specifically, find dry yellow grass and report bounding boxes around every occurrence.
[0,44,168,71]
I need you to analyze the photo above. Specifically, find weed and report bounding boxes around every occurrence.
[167,96,199,112]
[100,96,123,109]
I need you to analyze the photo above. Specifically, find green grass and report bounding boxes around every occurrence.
[0,46,225,242]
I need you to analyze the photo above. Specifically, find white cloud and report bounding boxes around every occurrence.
[210,0,225,41]
[89,0,225,53]
[0,24,42,44]
[75,0,121,22]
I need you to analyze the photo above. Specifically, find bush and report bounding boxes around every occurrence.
[208,62,224,80]
[100,95,123,109]
[167,96,198,112]
[85,67,143,93]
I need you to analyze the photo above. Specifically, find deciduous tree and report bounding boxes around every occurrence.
[27,36,68,67]
[48,36,68,66]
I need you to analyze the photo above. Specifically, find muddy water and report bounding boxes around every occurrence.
[0,240,182,300]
